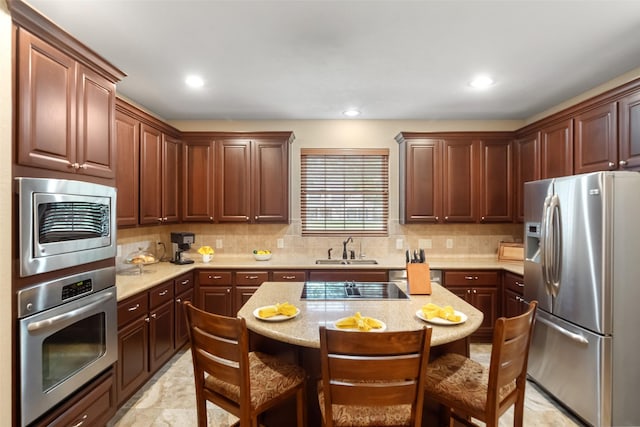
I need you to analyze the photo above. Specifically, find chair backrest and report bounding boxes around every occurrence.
[319,326,432,426]
[487,301,538,415]
[183,301,251,404]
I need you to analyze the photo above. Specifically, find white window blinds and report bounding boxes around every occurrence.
[300,148,389,235]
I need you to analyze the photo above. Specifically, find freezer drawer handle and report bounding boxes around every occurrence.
[537,316,589,345]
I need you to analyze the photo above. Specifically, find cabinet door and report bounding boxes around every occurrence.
[471,287,499,341]
[149,300,174,373]
[117,317,149,405]
[479,139,512,222]
[619,90,640,170]
[115,111,139,226]
[139,124,163,224]
[442,139,477,222]
[199,286,233,316]
[17,28,77,172]
[76,64,116,178]
[514,132,540,222]
[174,288,194,350]
[183,139,215,222]
[162,135,181,223]
[504,289,526,318]
[574,102,618,174]
[252,139,289,222]
[402,139,442,223]
[217,139,251,222]
[235,286,260,314]
[540,119,573,178]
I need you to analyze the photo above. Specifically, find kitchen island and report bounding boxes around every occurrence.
[237,281,483,426]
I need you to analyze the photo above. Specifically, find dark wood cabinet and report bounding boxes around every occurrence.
[574,102,618,174]
[197,270,234,316]
[139,126,181,225]
[617,90,640,170]
[174,272,195,350]
[116,293,150,406]
[233,271,268,314]
[397,133,514,223]
[16,27,119,178]
[540,119,573,178]
[272,270,307,282]
[444,270,500,342]
[115,110,140,226]
[182,137,216,222]
[478,138,512,222]
[503,272,526,318]
[216,134,292,223]
[442,139,478,222]
[514,132,540,222]
[398,137,442,223]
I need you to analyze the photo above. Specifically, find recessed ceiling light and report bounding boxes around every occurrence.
[343,109,361,117]
[469,75,495,89]
[185,75,204,88]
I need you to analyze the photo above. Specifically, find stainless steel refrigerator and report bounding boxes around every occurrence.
[524,171,640,427]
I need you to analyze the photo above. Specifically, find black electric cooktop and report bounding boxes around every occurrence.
[300,281,410,300]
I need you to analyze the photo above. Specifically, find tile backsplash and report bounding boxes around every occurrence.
[116,221,523,264]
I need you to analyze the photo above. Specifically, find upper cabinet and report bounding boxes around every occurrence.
[514,132,540,222]
[574,102,618,174]
[115,110,139,226]
[216,134,293,223]
[617,90,640,170]
[397,132,514,224]
[14,25,124,179]
[182,137,216,222]
[540,118,573,179]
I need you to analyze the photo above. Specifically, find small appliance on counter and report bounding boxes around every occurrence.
[170,232,195,265]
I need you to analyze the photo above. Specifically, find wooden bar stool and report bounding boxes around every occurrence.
[424,301,538,427]
[318,326,432,427]
[183,301,306,427]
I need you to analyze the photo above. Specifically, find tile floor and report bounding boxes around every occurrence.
[108,344,584,426]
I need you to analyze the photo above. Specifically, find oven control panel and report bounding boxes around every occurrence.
[62,278,93,300]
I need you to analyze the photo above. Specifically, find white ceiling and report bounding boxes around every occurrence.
[26,0,640,121]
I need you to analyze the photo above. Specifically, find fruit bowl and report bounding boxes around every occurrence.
[253,250,272,261]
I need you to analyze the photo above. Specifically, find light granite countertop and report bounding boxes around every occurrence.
[236,281,483,348]
[115,253,524,301]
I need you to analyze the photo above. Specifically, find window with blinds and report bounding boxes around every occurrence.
[300,148,389,236]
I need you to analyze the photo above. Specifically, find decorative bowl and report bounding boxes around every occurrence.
[253,252,272,261]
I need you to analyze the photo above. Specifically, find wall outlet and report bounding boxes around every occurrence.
[446,238,454,249]
[396,238,404,250]
[418,239,432,249]
[215,239,223,249]
[276,238,284,249]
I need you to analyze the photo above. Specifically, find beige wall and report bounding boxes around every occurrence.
[1,0,12,417]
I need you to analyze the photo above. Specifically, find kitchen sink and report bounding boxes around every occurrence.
[315,259,378,265]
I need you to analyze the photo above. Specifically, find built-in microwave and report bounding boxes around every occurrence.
[16,177,117,277]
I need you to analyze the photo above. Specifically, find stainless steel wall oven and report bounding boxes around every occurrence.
[17,266,117,427]
[16,177,117,277]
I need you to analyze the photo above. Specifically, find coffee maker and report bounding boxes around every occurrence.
[170,232,195,265]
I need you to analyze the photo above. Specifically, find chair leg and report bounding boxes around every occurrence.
[513,398,525,427]
[296,386,306,427]
[195,396,207,427]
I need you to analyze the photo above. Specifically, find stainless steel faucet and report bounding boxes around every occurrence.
[342,236,353,259]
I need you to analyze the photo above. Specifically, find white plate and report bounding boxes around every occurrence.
[416,309,467,325]
[330,317,387,332]
[253,306,300,321]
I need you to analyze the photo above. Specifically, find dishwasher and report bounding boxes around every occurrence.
[389,268,442,292]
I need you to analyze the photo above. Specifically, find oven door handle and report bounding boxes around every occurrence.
[26,292,115,333]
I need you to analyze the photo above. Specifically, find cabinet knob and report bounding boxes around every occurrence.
[69,162,80,169]
[481,216,485,221]
[145,317,150,323]
[245,216,249,221]
[255,215,258,220]
[435,216,439,221]
[127,303,140,312]
[608,161,616,168]
[78,163,87,170]
[176,298,182,303]
[467,289,471,294]
[246,275,259,280]
[209,217,214,221]
[619,160,628,167]
[71,414,88,427]
[151,313,157,319]
[226,289,230,293]
[515,281,524,287]
[180,280,190,285]
[444,216,449,221]
[159,290,168,296]
[464,276,474,280]
[473,289,477,294]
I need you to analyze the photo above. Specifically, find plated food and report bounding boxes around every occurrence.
[253,249,272,261]
[416,303,467,325]
[253,302,300,321]
[332,312,386,332]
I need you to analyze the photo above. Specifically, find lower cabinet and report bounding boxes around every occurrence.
[36,368,116,427]
[443,270,499,342]
[198,270,234,316]
[174,272,195,350]
[116,279,176,406]
[503,271,526,318]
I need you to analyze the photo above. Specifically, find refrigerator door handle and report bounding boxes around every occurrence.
[537,316,589,345]
[549,194,562,296]
[540,195,553,292]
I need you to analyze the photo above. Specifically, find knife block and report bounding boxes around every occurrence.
[407,262,431,295]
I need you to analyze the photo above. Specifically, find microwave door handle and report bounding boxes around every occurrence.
[27,291,115,333]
